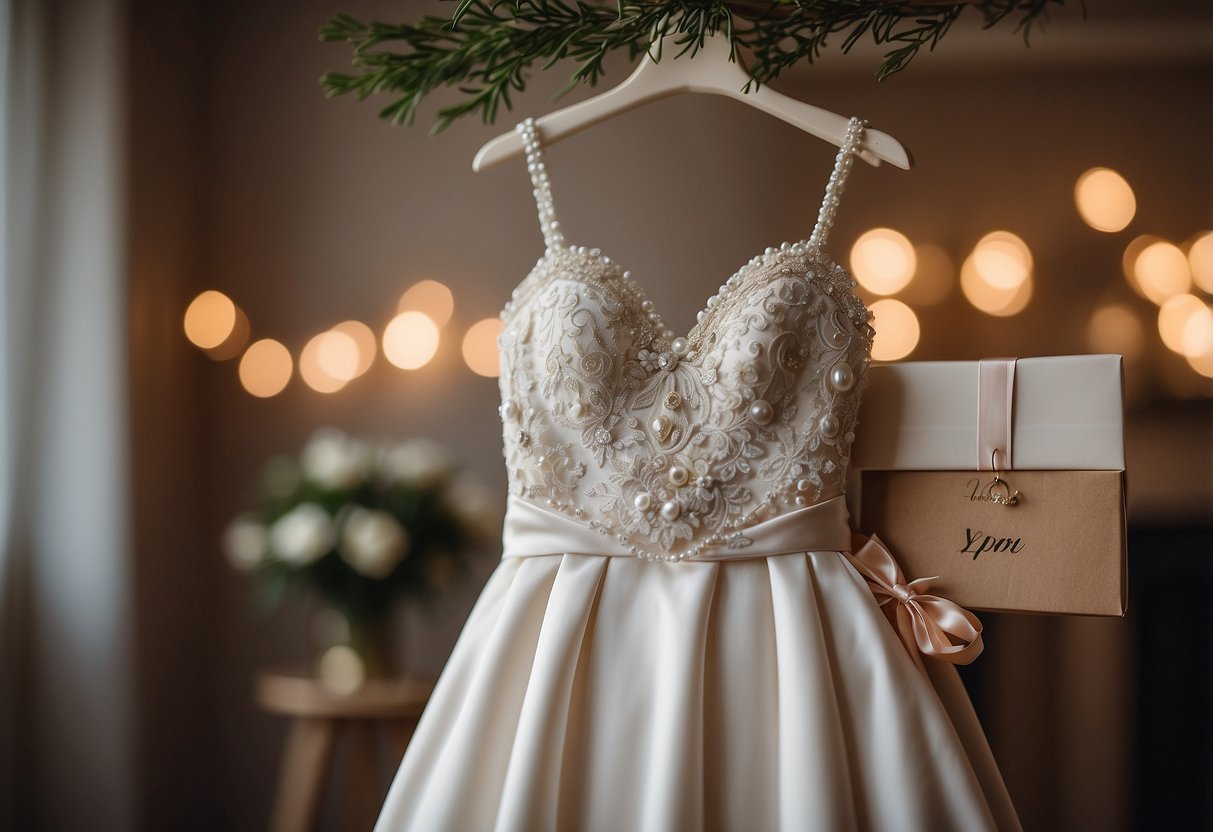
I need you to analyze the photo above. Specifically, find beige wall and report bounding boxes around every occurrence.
[127,0,1212,828]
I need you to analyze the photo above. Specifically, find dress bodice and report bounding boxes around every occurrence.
[496,117,874,561]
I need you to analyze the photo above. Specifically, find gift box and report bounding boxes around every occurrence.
[852,355,1127,616]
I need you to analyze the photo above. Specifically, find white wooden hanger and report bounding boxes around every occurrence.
[472,28,912,173]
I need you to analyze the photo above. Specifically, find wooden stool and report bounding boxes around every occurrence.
[256,670,434,832]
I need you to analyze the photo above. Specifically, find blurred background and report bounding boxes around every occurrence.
[1,0,1210,829]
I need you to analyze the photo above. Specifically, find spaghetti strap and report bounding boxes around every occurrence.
[809,117,868,249]
[515,117,565,253]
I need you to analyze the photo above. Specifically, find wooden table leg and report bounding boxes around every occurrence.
[271,717,336,832]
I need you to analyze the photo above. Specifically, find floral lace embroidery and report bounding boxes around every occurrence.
[496,116,874,561]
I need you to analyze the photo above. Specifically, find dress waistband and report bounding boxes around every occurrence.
[501,495,853,561]
[500,494,985,669]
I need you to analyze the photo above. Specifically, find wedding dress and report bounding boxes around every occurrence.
[375,116,1022,831]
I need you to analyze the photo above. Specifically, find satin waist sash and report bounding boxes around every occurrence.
[501,494,853,560]
[500,494,984,668]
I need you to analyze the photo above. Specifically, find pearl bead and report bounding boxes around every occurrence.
[660,500,681,521]
[820,414,841,438]
[641,299,655,312]
[634,492,652,511]
[830,363,855,392]
[568,402,584,418]
[671,337,689,356]
[828,329,849,349]
[795,495,808,506]
[749,399,774,425]
[650,417,665,433]
[668,464,689,486]
[796,478,811,492]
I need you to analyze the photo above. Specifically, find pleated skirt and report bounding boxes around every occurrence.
[374,550,1022,832]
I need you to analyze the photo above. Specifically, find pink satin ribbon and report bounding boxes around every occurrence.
[843,533,984,671]
[978,357,1017,471]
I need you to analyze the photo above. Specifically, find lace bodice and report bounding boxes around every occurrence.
[496,116,874,561]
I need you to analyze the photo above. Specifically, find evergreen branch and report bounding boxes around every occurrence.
[319,1,1063,134]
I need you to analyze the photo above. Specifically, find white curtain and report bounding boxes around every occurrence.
[0,0,135,828]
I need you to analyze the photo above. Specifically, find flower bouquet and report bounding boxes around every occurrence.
[223,428,497,682]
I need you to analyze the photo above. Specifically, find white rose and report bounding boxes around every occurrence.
[378,438,454,487]
[339,506,409,578]
[300,428,372,490]
[443,475,500,540]
[222,515,269,571]
[269,503,334,565]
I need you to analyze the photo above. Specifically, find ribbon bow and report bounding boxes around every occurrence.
[844,533,984,671]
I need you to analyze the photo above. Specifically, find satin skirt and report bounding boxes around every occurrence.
[374,551,1023,832]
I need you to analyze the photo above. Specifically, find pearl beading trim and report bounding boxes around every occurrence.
[516,117,566,253]
[809,116,867,248]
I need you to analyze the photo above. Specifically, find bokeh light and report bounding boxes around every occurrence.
[1188,347,1213,379]
[330,320,377,378]
[317,645,365,695]
[971,231,1032,291]
[317,330,360,381]
[1087,304,1145,359]
[1074,168,1136,233]
[203,306,250,361]
[850,228,917,295]
[900,244,954,306]
[399,280,455,328]
[300,333,350,394]
[461,318,504,377]
[1182,306,1213,359]
[1186,231,1213,294]
[238,339,293,398]
[960,254,1034,317]
[1158,294,1212,358]
[1121,235,1160,298]
[869,298,920,361]
[383,311,440,370]
[184,290,237,350]
[1133,240,1191,305]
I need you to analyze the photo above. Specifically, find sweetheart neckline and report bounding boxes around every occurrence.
[509,235,860,354]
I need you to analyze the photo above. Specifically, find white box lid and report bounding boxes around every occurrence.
[851,354,1125,471]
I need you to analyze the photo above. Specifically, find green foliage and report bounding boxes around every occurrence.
[319,0,1065,134]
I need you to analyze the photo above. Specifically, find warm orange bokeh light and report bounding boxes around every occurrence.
[1074,168,1136,233]
[960,255,1033,317]
[1133,240,1191,305]
[461,318,504,378]
[184,290,237,350]
[971,231,1032,291]
[239,339,293,398]
[398,280,455,328]
[383,311,440,370]
[1158,295,1213,359]
[330,320,377,378]
[1187,232,1213,294]
[850,228,916,296]
[869,298,920,361]
[300,333,350,394]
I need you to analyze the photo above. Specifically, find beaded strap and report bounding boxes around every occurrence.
[516,117,566,253]
[808,117,868,249]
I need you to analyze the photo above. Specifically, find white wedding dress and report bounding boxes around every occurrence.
[375,117,1023,831]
